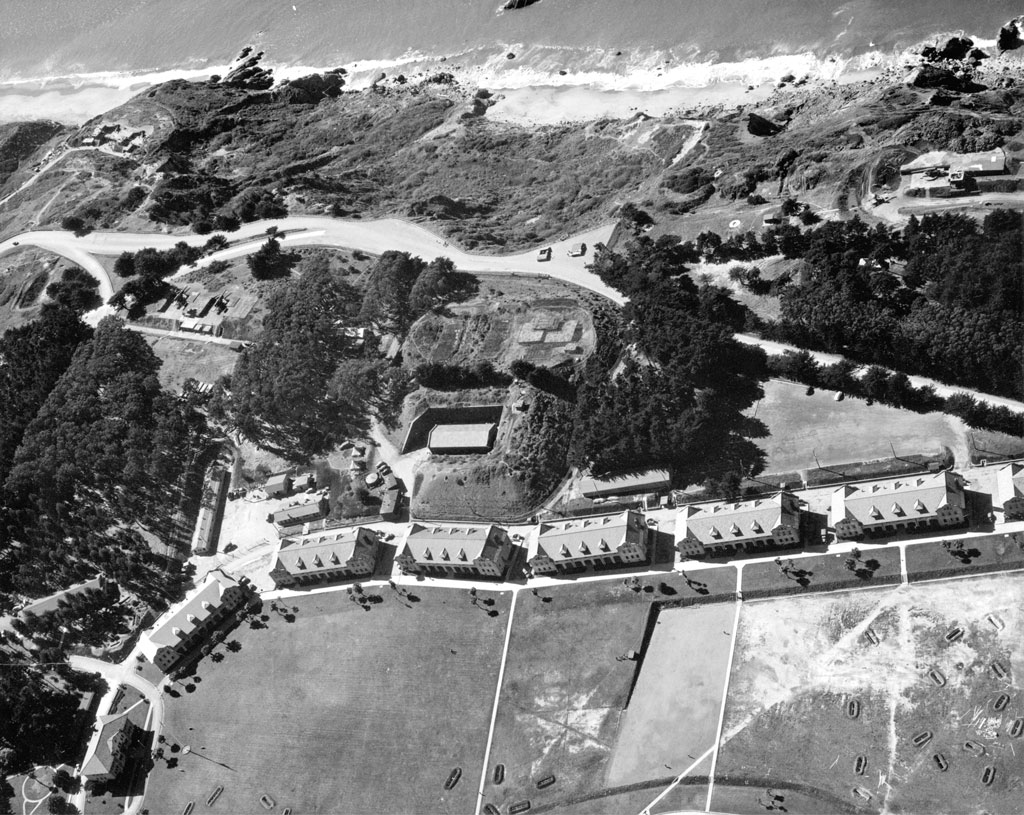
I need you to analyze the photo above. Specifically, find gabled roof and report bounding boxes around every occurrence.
[535,510,644,562]
[80,699,144,777]
[831,471,963,526]
[143,570,240,653]
[273,500,327,525]
[578,469,670,498]
[401,524,506,564]
[272,528,376,577]
[996,462,1024,503]
[678,492,800,546]
[265,472,292,493]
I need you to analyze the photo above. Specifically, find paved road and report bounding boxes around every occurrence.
[0,216,624,304]
[735,333,1024,415]
[69,651,166,815]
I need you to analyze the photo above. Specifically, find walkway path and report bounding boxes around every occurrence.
[474,588,519,815]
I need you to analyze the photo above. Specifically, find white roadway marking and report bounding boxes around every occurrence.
[704,599,743,812]
[474,588,519,815]
[638,746,716,815]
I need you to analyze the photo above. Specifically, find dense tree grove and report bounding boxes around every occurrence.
[768,212,1024,401]
[230,261,368,455]
[1,318,205,602]
[0,666,82,772]
[358,251,426,333]
[0,306,93,485]
[571,236,769,484]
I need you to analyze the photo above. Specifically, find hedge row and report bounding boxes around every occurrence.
[766,350,1024,439]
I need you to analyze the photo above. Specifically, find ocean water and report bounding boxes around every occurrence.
[0,0,1021,122]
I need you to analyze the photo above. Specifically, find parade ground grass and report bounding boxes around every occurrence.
[750,379,966,474]
[144,585,511,815]
[484,573,736,815]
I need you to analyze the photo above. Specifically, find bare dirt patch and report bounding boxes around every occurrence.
[714,573,1024,814]
[145,335,239,393]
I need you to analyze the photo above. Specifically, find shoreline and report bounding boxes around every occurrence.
[0,32,1013,127]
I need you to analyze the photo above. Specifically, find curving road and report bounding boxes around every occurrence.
[2,217,1022,415]
[70,652,166,815]
[0,216,624,305]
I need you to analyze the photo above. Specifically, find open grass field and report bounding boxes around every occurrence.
[146,335,239,393]
[0,246,75,332]
[607,602,735,787]
[484,581,654,814]
[484,574,736,815]
[712,572,1024,814]
[144,586,510,815]
[749,379,969,474]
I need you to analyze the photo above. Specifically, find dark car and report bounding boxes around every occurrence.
[1010,718,1024,738]
[484,806,500,815]
[982,765,996,786]
[444,767,462,791]
[493,763,505,785]
[854,755,867,776]
[846,699,861,719]
[933,753,948,772]
[536,775,555,789]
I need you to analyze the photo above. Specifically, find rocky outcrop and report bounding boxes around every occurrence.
[747,112,783,137]
[222,51,274,90]
[905,64,983,93]
[275,70,346,104]
[999,18,1024,52]
[407,194,491,220]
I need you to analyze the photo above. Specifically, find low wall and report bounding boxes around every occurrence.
[401,404,504,454]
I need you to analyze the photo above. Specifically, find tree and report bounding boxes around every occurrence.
[408,257,475,315]
[60,216,90,236]
[45,267,100,314]
[231,261,369,455]
[247,237,297,280]
[618,203,654,234]
[358,251,426,333]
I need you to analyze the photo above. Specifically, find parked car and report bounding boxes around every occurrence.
[536,247,552,262]
[963,740,985,758]
[933,753,948,772]
[444,767,462,790]
[568,242,587,257]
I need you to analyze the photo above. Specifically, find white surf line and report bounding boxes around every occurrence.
[704,597,743,812]
[639,746,716,815]
[474,589,519,815]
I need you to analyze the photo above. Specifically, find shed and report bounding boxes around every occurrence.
[265,472,293,498]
